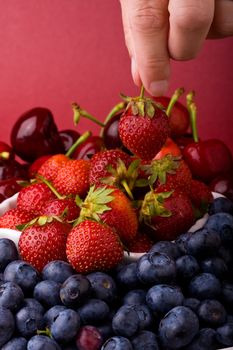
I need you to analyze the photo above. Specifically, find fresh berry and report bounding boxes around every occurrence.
[0,208,34,230]
[60,274,91,307]
[59,129,80,153]
[37,153,69,182]
[28,154,51,178]
[189,179,214,218]
[33,280,62,307]
[0,178,23,203]
[0,307,15,347]
[42,260,75,284]
[154,137,181,160]
[0,238,19,271]
[209,196,233,215]
[42,197,80,222]
[72,135,104,160]
[126,232,154,253]
[15,306,44,338]
[76,325,104,350]
[50,308,81,343]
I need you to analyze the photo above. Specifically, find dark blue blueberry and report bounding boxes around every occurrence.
[216,323,233,347]
[197,299,227,326]
[136,252,176,285]
[186,228,221,258]
[189,273,222,300]
[131,330,159,350]
[42,260,74,284]
[183,298,201,313]
[185,328,218,350]
[33,280,61,308]
[50,308,81,343]
[0,281,24,311]
[175,232,192,255]
[0,307,15,347]
[101,336,133,350]
[112,305,140,337]
[60,274,91,307]
[22,298,45,315]
[43,305,67,328]
[27,335,61,350]
[115,262,141,290]
[176,255,200,280]
[227,314,233,323]
[205,212,233,246]
[1,337,27,350]
[218,245,233,266]
[131,303,154,331]
[149,241,181,259]
[0,238,18,272]
[159,306,199,349]
[15,306,44,338]
[96,322,114,341]
[222,282,233,310]
[209,197,233,215]
[87,271,117,304]
[3,260,40,294]
[123,289,147,305]
[146,284,184,315]
[201,256,228,278]
[77,298,110,325]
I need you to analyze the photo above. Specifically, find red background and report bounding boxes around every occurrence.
[0,0,233,153]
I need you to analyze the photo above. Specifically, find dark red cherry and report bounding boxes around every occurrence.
[0,178,22,203]
[59,129,80,153]
[0,159,28,181]
[209,172,233,201]
[102,112,123,149]
[71,136,104,160]
[11,107,65,162]
[0,141,15,161]
[174,133,195,151]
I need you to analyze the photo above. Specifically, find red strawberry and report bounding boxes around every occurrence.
[53,159,90,197]
[140,189,195,241]
[37,154,69,182]
[189,179,214,219]
[42,198,80,222]
[17,182,56,215]
[66,220,124,273]
[18,216,70,271]
[154,137,181,160]
[0,208,34,230]
[118,89,170,160]
[28,155,51,178]
[77,185,138,244]
[126,232,154,253]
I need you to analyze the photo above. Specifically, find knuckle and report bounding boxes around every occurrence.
[143,56,169,76]
[174,7,212,32]
[130,6,167,33]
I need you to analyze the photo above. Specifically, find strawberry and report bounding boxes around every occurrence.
[118,88,170,160]
[189,179,214,219]
[154,137,181,160]
[66,220,124,273]
[37,154,69,182]
[41,198,80,222]
[126,231,154,253]
[17,182,56,215]
[18,216,70,271]
[28,154,51,178]
[77,185,138,244]
[53,159,90,197]
[140,189,195,241]
[0,208,34,230]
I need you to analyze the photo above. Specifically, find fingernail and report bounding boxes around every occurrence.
[131,58,141,86]
[149,80,169,96]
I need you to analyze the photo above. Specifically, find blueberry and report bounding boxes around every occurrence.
[216,323,233,346]
[43,305,67,328]
[22,298,45,315]
[27,335,61,350]
[15,306,44,338]
[176,255,200,281]
[60,274,91,307]
[0,238,18,272]
[201,256,228,278]
[50,308,81,343]
[218,245,233,266]
[76,325,104,350]
[186,228,221,258]
[1,337,27,350]
[146,284,184,315]
[101,336,133,350]
[42,260,74,284]
[123,289,147,305]
[4,260,40,294]
[183,298,201,313]
[87,271,118,304]
[149,241,181,259]
[96,322,114,341]
[0,281,24,311]
[209,197,233,215]
[131,330,159,350]
[115,262,141,290]
[77,298,110,325]
[222,282,233,310]
[159,306,199,349]
[136,252,176,285]
[205,212,233,246]
[189,273,222,300]
[112,305,141,337]
[197,299,227,326]
[130,303,154,330]
[185,328,218,350]
[0,307,15,347]
[175,232,192,255]
[33,280,61,308]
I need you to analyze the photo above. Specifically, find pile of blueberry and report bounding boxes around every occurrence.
[1,196,233,350]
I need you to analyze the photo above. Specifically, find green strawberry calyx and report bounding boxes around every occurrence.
[17,215,63,231]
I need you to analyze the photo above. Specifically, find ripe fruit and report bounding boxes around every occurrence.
[72,135,104,160]
[102,112,124,150]
[59,129,80,153]
[189,179,214,219]
[37,154,69,182]
[42,198,80,222]
[154,137,181,160]
[28,155,51,179]
[209,173,233,201]
[0,178,22,203]
[119,88,170,160]
[66,220,124,273]
[0,208,34,230]
[0,159,27,181]
[0,141,14,161]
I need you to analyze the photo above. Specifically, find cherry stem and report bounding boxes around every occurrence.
[186,91,198,143]
[140,85,145,99]
[72,103,105,127]
[166,87,184,117]
[99,101,126,137]
[37,327,52,337]
[65,130,92,158]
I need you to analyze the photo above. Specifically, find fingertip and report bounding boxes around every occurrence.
[131,57,142,86]
[148,80,169,97]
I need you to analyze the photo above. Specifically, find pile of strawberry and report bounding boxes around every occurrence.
[0,88,230,275]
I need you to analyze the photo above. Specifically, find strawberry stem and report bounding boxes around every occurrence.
[121,179,134,200]
[186,91,198,143]
[166,87,184,117]
[65,130,92,158]
[140,85,145,99]
[72,102,105,127]
[37,175,65,200]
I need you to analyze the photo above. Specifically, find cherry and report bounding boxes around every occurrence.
[11,107,65,162]
[0,141,15,161]
[59,129,80,153]
[209,173,233,201]
[0,159,28,181]
[173,133,195,151]
[71,135,105,160]
[102,112,123,149]
[0,178,22,203]
[76,325,103,350]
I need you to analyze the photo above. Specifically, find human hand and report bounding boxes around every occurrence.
[119,0,233,96]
